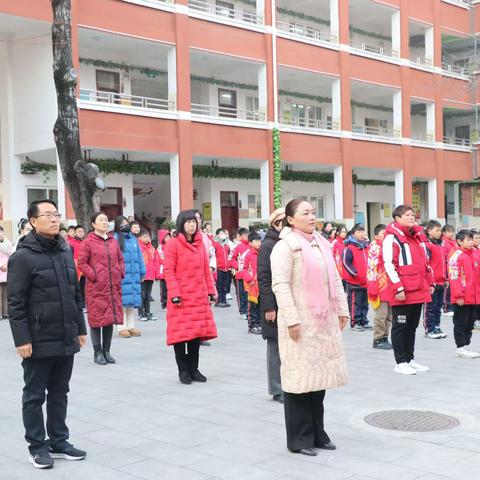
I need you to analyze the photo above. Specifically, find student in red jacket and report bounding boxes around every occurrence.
[213,228,231,308]
[230,227,250,319]
[383,205,433,375]
[67,225,85,296]
[424,220,448,339]
[138,230,161,321]
[157,229,171,309]
[471,229,480,331]
[367,224,392,350]
[342,223,370,331]
[164,210,217,385]
[442,224,456,317]
[332,225,347,277]
[243,232,262,334]
[448,230,480,358]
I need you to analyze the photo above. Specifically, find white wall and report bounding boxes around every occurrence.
[132,175,171,221]
[99,173,134,218]
[352,105,393,130]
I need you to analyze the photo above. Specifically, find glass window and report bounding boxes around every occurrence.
[292,195,325,219]
[96,70,120,93]
[216,1,234,18]
[248,194,261,219]
[27,188,58,208]
[218,88,237,118]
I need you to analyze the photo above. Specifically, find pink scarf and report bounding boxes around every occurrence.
[294,228,338,326]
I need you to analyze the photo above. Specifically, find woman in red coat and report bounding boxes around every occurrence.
[78,212,125,366]
[164,210,217,384]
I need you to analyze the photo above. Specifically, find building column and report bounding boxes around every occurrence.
[331,79,341,130]
[391,10,401,57]
[260,161,270,220]
[426,102,435,142]
[395,170,404,206]
[167,47,177,110]
[425,26,434,65]
[330,0,339,42]
[170,154,180,220]
[257,0,265,22]
[428,178,438,219]
[334,166,343,219]
[393,91,402,138]
[453,182,461,228]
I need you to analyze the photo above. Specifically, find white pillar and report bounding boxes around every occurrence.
[391,10,401,57]
[395,170,404,206]
[260,160,270,220]
[426,102,435,141]
[334,166,343,219]
[329,0,339,42]
[331,79,341,130]
[425,26,434,65]
[167,47,177,110]
[258,64,267,119]
[256,0,264,22]
[170,155,180,219]
[428,178,438,220]
[55,153,67,222]
[453,182,460,228]
[393,91,402,138]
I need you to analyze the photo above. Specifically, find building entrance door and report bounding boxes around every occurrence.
[100,187,123,220]
[220,191,239,235]
[366,202,382,239]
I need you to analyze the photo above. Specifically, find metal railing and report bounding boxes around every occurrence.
[352,124,401,138]
[79,89,174,111]
[441,62,470,77]
[276,19,337,44]
[410,56,434,67]
[191,103,266,121]
[411,132,435,143]
[350,40,399,59]
[188,0,262,25]
[443,136,471,147]
[281,116,339,131]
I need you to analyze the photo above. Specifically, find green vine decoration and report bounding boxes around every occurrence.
[20,160,57,184]
[272,128,282,208]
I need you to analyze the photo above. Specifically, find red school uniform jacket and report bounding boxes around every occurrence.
[332,237,345,276]
[243,247,259,303]
[442,236,457,262]
[448,248,480,305]
[230,239,250,280]
[139,241,161,281]
[342,236,368,288]
[213,240,231,272]
[157,229,170,280]
[425,238,447,287]
[382,222,432,306]
[367,239,389,303]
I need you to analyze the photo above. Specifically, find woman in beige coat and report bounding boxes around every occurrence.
[271,199,349,456]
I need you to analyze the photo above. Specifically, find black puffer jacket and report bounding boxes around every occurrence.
[8,231,87,358]
[258,228,281,340]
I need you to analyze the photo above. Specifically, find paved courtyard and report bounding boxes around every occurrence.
[1,285,480,479]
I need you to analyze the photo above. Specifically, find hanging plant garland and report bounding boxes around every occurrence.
[272,128,282,208]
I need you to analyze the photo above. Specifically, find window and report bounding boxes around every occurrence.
[365,118,388,135]
[96,70,120,103]
[291,103,306,127]
[293,195,325,219]
[248,194,261,219]
[455,125,470,140]
[246,96,259,120]
[307,105,322,128]
[27,188,58,208]
[218,88,237,118]
[216,0,234,18]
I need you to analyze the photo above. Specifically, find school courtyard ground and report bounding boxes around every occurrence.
[1,286,480,480]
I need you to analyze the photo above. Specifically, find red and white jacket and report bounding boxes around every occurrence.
[332,237,345,277]
[382,222,433,306]
[213,240,231,272]
[230,239,250,281]
[448,248,480,305]
[367,239,389,303]
[425,238,447,287]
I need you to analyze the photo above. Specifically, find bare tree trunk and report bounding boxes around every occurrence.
[51,0,96,228]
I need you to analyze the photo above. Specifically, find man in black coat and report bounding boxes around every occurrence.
[8,199,88,469]
[258,208,285,403]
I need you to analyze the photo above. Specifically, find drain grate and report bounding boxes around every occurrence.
[364,410,460,432]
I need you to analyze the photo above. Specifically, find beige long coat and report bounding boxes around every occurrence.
[271,228,349,394]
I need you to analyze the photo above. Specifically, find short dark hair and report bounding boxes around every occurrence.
[129,221,140,227]
[349,223,365,236]
[442,224,454,234]
[456,229,473,242]
[374,224,387,236]
[139,229,150,237]
[284,198,309,228]
[470,229,479,236]
[426,220,441,232]
[59,227,67,233]
[392,204,413,221]
[216,228,225,235]
[175,210,198,238]
[67,225,75,232]
[74,225,84,231]
[248,231,261,242]
[18,218,30,234]
[238,228,249,236]
[91,211,108,225]
[27,199,57,220]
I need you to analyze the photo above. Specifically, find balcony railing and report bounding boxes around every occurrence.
[79,89,174,111]
[443,136,471,147]
[441,62,470,77]
[188,0,262,25]
[191,103,266,121]
[350,40,399,59]
[411,132,435,143]
[410,56,434,67]
[276,20,337,44]
[281,117,339,131]
[352,124,401,138]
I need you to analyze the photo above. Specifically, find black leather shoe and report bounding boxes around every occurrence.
[190,370,207,382]
[94,351,107,365]
[317,442,336,450]
[290,448,317,456]
[103,351,116,364]
[272,394,284,404]
[179,371,192,384]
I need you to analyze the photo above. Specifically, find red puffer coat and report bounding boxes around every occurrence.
[448,248,480,305]
[164,232,217,345]
[78,232,125,328]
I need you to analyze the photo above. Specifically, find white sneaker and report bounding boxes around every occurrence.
[456,347,480,358]
[226,294,232,301]
[394,362,416,375]
[426,332,441,339]
[444,311,454,317]
[408,360,430,372]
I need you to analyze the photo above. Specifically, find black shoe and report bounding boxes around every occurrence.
[362,324,373,330]
[29,452,54,469]
[190,369,207,382]
[290,448,317,456]
[161,304,167,310]
[179,371,192,384]
[373,338,391,350]
[94,350,107,365]
[352,324,365,332]
[248,328,255,334]
[224,303,231,307]
[317,441,336,450]
[49,444,86,461]
[273,394,284,404]
[200,341,211,346]
[147,313,157,321]
[103,350,116,364]
[149,296,155,302]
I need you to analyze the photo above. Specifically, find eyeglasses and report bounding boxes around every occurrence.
[35,213,62,220]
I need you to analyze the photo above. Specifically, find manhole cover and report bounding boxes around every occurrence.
[364,410,460,432]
